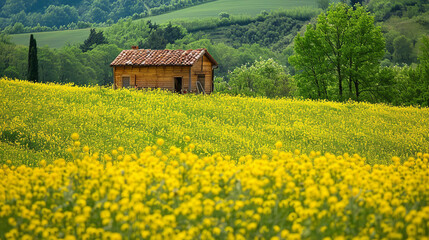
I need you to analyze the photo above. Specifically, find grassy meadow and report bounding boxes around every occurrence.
[141,0,316,24]
[1,78,429,166]
[10,28,92,49]
[1,78,429,239]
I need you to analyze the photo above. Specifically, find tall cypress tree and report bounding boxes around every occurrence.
[27,34,38,82]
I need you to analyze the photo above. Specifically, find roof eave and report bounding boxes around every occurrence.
[204,51,218,67]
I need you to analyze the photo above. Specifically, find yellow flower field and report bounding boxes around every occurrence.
[1,78,429,165]
[1,134,428,240]
[1,78,429,239]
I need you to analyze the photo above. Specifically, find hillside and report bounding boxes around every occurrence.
[9,0,317,48]
[0,0,214,29]
[139,0,316,24]
[1,78,428,165]
[10,28,91,49]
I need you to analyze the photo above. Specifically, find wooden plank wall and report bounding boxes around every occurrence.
[191,55,213,93]
[113,54,214,93]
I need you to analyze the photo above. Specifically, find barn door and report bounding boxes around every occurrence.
[122,76,130,88]
[174,77,182,93]
[197,74,205,94]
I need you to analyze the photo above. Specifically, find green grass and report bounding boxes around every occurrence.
[10,28,92,49]
[9,0,316,48]
[142,0,316,24]
[1,78,429,166]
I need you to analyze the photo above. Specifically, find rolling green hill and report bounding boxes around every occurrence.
[140,0,316,24]
[1,78,429,166]
[11,28,96,49]
[10,0,317,48]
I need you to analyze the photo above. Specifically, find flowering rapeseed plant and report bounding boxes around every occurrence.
[1,78,429,165]
[1,134,428,239]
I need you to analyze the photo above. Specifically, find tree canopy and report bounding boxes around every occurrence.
[290,3,385,101]
[80,28,108,52]
[27,34,38,82]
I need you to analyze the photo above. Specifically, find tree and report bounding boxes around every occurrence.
[228,58,292,98]
[343,4,385,101]
[317,0,331,10]
[350,0,363,7]
[27,34,38,82]
[42,5,79,27]
[289,24,332,99]
[218,12,230,19]
[290,3,385,101]
[80,28,108,52]
[417,35,429,106]
[393,35,413,64]
[139,29,168,49]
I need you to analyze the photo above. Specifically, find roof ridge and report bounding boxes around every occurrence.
[110,48,217,67]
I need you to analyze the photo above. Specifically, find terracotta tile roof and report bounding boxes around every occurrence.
[110,48,218,67]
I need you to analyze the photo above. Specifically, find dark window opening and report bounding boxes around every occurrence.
[174,77,182,93]
[122,76,130,88]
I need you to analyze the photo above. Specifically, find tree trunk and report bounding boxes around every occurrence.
[337,63,343,100]
[354,80,360,101]
[348,57,353,99]
[312,69,321,98]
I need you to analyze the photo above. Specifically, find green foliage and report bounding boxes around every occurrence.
[392,35,413,64]
[43,5,79,27]
[139,22,185,50]
[368,0,428,21]
[289,25,333,100]
[317,0,331,10]
[27,34,38,82]
[225,58,292,98]
[0,0,215,31]
[105,19,151,49]
[142,0,318,24]
[80,28,108,52]
[224,14,304,51]
[1,38,121,86]
[169,38,275,78]
[218,12,230,19]
[290,3,385,101]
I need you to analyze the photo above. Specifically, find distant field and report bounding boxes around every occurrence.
[11,28,91,48]
[10,0,316,48]
[142,0,316,24]
[11,27,109,48]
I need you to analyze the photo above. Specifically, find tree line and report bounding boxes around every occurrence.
[0,0,214,34]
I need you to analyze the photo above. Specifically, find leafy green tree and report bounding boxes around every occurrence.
[343,4,385,101]
[27,34,38,82]
[42,5,79,27]
[219,12,230,19]
[139,23,184,50]
[290,3,385,101]
[289,24,332,99]
[393,35,413,64]
[350,0,363,7]
[417,35,429,106]
[80,28,108,52]
[228,58,292,98]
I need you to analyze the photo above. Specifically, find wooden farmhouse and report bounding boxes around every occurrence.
[110,47,218,94]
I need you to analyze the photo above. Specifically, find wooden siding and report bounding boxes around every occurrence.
[113,54,214,93]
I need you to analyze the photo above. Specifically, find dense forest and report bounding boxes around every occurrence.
[0,0,429,106]
[0,0,214,33]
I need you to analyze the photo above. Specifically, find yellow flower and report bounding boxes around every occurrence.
[157,138,165,146]
[71,133,79,141]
